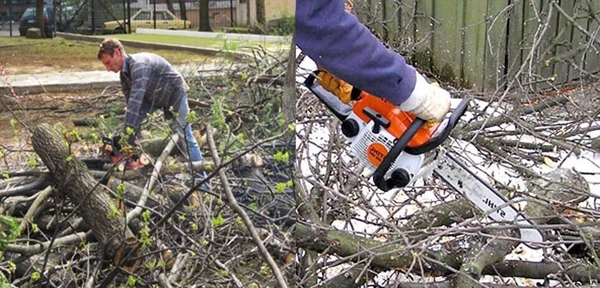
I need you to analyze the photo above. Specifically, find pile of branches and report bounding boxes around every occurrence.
[294,1,600,287]
[0,50,296,287]
[295,83,600,287]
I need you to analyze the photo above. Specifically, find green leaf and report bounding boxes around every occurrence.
[27,155,37,168]
[275,182,286,194]
[108,204,121,219]
[249,202,258,211]
[210,214,225,227]
[218,269,229,277]
[234,217,244,228]
[141,210,150,223]
[127,275,136,287]
[186,110,198,123]
[31,272,40,281]
[273,151,289,163]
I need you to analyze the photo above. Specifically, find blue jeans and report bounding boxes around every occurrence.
[139,93,210,190]
[173,93,203,163]
[139,93,203,163]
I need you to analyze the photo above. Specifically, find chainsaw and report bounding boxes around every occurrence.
[304,71,545,244]
[81,136,148,171]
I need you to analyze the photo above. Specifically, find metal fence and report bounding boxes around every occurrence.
[0,0,240,35]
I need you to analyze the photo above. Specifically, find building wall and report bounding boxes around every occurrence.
[176,7,235,28]
[264,0,293,21]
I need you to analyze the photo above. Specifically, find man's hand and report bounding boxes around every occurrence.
[316,70,353,104]
[400,72,451,123]
[106,134,145,170]
[111,135,123,153]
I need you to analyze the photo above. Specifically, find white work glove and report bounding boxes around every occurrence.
[400,72,451,122]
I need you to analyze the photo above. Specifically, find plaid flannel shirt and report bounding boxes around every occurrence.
[120,53,189,136]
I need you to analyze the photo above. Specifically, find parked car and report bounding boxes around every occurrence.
[103,9,191,34]
[18,6,66,37]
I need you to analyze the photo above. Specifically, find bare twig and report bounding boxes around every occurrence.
[206,124,289,288]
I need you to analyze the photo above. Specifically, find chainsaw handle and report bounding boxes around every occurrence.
[373,99,470,191]
[405,99,469,155]
[304,72,352,121]
[373,118,426,191]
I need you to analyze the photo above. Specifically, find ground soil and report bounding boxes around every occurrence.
[0,39,207,148]
[0,50,119,151]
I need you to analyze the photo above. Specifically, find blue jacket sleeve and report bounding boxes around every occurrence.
[296,0,416,106]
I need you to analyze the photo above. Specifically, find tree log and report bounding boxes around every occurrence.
[139,128,218,159]
[483,260,600,284]
[31,123,135,259]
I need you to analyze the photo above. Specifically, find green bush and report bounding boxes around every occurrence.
[268,17,294,36]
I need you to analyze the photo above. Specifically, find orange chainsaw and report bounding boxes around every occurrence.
[81,136,147,171]
[304,71,545,244]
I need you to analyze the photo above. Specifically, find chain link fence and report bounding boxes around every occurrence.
[1,0,240,35]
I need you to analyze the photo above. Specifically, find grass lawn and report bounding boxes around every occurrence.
[112,33,290,53]
[0,31,291,75]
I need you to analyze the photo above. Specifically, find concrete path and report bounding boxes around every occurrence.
[1,70,119,95]
[0,63,225,95]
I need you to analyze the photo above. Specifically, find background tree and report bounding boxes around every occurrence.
[178,0,187,21]
[256,0,265,30]
[197,0,211,31]
[165,0,175,15]
[35,0,45,37]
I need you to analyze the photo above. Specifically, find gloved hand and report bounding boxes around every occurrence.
[108,134,144,170]
[316,70,354,104]
[111,135,123,153]
[111,133,138,154]
[400,72,451,122]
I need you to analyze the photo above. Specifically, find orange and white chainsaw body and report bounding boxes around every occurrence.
[339,92,442,186]
[344,112,424,182]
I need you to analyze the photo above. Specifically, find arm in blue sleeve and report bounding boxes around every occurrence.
[296,0,416,106]
[123,66,150,137]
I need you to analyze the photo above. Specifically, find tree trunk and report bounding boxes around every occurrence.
[256,0,266,29]
[198,0,212,31]
[282,31,296,124]
[36,0,45,37]
[31,123,135,260]
[178,0,187,21]
[165,0,175,15]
